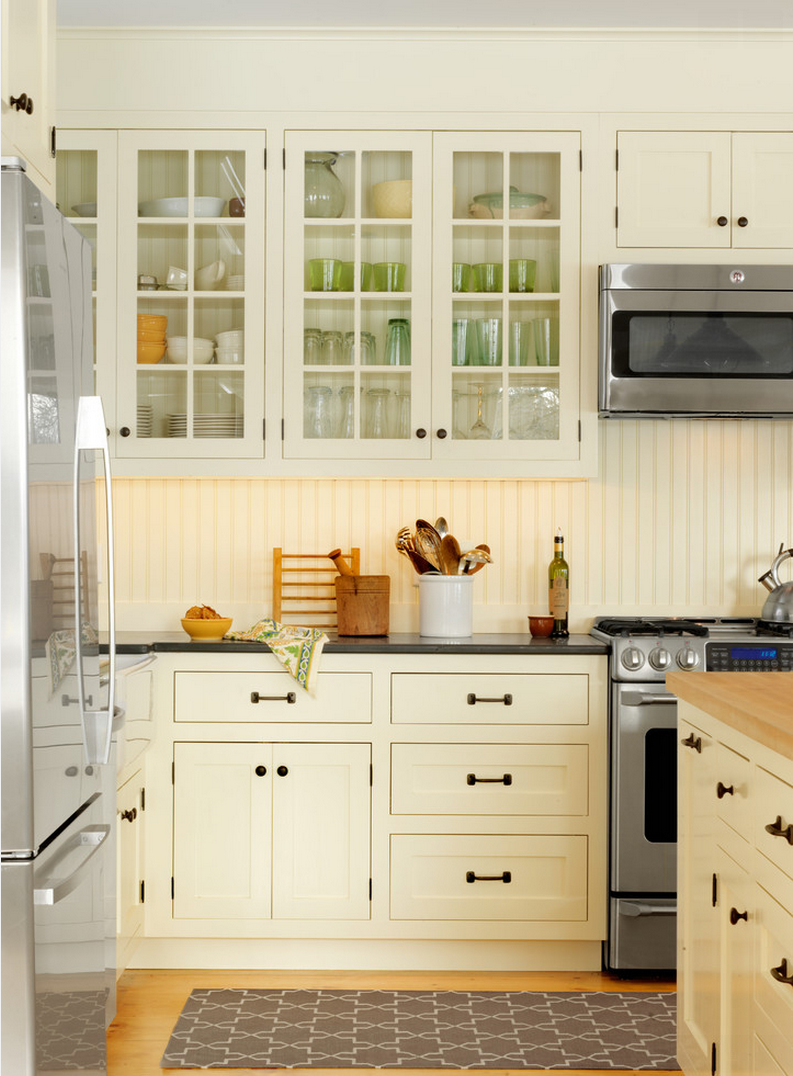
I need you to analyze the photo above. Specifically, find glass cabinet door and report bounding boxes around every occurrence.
[56,131,118,402]
[432,132,581,461]
[283,131,432,460]
[116,131,265,458]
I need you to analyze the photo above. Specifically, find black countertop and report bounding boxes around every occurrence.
[107,631,608,656]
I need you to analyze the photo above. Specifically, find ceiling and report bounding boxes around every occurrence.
[55,0,793,29]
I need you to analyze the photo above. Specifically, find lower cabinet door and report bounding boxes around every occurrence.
[173,742,274,919]
[271,743,371,920]
[389,833,588,921]
[116,770,144,972]
[717,844,754,1076]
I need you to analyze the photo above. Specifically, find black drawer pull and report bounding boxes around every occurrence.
[251,691,296,704]
[717,782,734,799]
[682,733,702,752]
[467,773,513,786]
[467,693,512,706]
[466,870,512,884]
[729,907,748,925]
[765,815,793,844]
[771,958,793,987]
[120,808,137,822]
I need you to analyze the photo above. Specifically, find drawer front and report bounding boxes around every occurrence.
[755,881,793,1056]
[391,673,589,725]
[755,767,793,881]
[175,671,372,723]
[391,743,589,816]
[389,834,588,921]
[714,741,751,839]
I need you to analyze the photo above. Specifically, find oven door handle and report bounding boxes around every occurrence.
[620,901,677,918]
[620,691,677,706]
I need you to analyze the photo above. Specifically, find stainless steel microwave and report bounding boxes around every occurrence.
[599,263,793,418]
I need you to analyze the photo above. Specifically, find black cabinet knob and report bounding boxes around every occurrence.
[436,428,448,439]
[729,907,748,925]
[254,765,267,777]
[121,807,137,822]
[717,782,734,799]
[120,426,131,437]
[10,93,33,114]
[276,765,288,777]
[416,428,427,439]
[738,216,749,227]
[717,216,728,227]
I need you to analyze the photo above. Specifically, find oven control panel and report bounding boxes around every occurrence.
[706,642,793,671]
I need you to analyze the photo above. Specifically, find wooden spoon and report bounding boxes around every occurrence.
[440,533,462,575]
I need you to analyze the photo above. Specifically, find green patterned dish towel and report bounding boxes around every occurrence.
[227,618,328,694]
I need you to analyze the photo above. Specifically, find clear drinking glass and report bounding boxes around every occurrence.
[393,391,411,439]
[322,330,344,364]
[303,328,323,364]
[303,385,334,438]
[364,388,390,438]
[384,318,411,365]
[337,385,356,438]
[343,331,377,365]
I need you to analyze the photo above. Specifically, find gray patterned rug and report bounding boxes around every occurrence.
[160,988,679,1069]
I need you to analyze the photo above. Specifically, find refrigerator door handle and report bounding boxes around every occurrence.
[74,395,116,765]
[620,900,678,917]
[33,823,110,905]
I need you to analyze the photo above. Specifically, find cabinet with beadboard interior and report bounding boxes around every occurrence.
[58,124,591,478]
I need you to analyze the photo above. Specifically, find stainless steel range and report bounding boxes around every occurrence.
[590,615,793,973]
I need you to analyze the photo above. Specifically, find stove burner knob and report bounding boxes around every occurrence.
[677,646,700,670]
[621,646,645,672]
[649,646,673,671]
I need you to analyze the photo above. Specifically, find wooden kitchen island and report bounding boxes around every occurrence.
[668,671,793,1076]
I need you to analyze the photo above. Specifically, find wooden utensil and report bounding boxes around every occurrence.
[467,543,491,576]
[328,548,356,576]
[415,519,443,571]
[440,533,462,575]
[407,549,441,575]
[459,546,493,574]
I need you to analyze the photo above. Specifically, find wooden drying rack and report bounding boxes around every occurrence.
[272,547,360,627]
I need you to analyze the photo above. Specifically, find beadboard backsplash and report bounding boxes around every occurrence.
[103,420,793,633]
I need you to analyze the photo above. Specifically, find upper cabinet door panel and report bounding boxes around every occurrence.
[617,131,732,248]
[1,0,55,192]
[731,132,793,249]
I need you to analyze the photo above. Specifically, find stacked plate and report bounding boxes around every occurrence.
[137,404,153,438]
[166,413,243,438]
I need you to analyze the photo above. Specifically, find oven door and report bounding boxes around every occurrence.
[611,682,677,894]
[599,285,793,417]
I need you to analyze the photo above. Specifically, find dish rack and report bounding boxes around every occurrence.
[272,547,360,628]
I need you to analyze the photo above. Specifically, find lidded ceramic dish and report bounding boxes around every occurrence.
[468,187,551,220]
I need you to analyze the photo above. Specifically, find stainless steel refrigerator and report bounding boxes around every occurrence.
[1,158,117,1076]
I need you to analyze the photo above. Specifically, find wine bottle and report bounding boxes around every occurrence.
[548,528,569,639]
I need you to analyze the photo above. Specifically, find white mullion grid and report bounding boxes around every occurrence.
[353,147,363,442]
[187,148,195,437]
[501,149,511,440]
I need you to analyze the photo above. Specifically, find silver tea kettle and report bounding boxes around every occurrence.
[758,544,793,623]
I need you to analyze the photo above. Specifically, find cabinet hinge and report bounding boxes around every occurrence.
[283,148,286,169]
[171,877,175,899]
[615,148,619,170]
[140,787,146,811]
[578,420,582,442]
[139,879,145,904]
[369,878,372,901]
[712,872,718,907]
[369,763,373,786]
[579,149,583,172]
[281,418,285,440]
[615,205,619,229]
[264,148,267,170]
[711,1042,717,1076]
[171,761,175,785]
[50,126,57,159]
[263,419,266,440]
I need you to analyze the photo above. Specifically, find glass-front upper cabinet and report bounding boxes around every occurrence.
[283,131,432,460]
[432,132,581,461]
[56,131,118,401]
[116,131,265,458]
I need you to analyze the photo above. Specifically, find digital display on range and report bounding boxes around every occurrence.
[730,647,778,660]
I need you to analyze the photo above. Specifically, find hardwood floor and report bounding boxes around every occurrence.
[109,967,677,1076]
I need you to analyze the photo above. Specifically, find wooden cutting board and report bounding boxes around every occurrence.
[335,575,390,636]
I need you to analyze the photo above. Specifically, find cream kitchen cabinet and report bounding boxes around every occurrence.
[1,0,55,193]
[617,131,793,249]
[283,129,583,474]
[172,740,371,922]
[674,680,793,1076]
[116,768,145,975]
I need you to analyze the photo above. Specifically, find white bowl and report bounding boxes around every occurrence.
[166,347,214,365]
[215,347,245,365]
[71,202,97,217]
[215,329,244,345]
[166,336,214,349]
[195,260,226,291]
[138,196,226,218]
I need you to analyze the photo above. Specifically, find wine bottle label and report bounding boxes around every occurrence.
[549,578,569,616]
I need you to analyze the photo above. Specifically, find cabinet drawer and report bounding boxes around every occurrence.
[391,673,588,725]
[390,743,589,816]
[389,834,588,921]
[755,880,793,1059]
[715,742,751,839]
[175,671,372,723]
[755,767,793,881]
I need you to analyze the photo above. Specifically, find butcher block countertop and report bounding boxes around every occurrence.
[667,671,793,763]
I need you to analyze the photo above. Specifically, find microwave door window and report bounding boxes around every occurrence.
[618,312,793,376]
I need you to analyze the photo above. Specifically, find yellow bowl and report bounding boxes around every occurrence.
[181,617,233,641]
[137,328,167,343]
[137,313,168,330]
[137,341,166,364]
